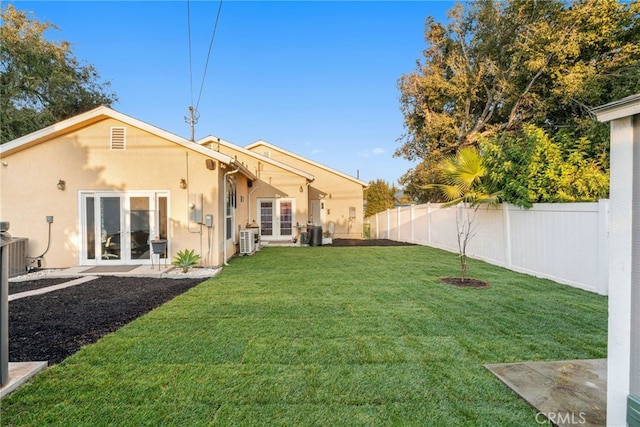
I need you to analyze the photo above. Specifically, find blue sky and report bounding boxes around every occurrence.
[10,1,454,184]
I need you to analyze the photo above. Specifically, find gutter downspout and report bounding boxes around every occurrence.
[248,183,259,225]
[306,181,312,222]
[223,167,240,266]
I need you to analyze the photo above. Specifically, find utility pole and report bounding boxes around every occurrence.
[185,106,200,142]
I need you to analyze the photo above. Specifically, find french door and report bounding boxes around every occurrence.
[80,191,168,265]
[258,198,294,241]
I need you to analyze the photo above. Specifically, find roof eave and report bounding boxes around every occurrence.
[246,139,368,187]
[0,106,235,166]
[199,135,315,181]
[230,159,257,181]
[593,93,640,122]
[1,106,110,157]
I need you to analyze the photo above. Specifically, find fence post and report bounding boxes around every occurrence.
[427,202,432,246]
[503,203,512,269]
[386,209,391,239]
[410,204,415,244]
[598,199,609,295]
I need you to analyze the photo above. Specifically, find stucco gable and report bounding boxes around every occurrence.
[245,139,368,187]
[197,136,314,181]
[0,106,232,166]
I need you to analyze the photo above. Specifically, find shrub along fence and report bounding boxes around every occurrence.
[367,201,609,295]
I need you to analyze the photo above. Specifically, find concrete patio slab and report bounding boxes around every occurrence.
[8,276,99,301]
[0,361,48,398]
[486,359,606,427]
[47,264,175,278]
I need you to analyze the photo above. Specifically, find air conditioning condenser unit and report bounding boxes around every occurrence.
[240,230,255,254]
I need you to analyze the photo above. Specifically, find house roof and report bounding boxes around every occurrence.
[245,140,368,187]
[593,93,640,122]
[197,136,315,181]
[0,106,256,179]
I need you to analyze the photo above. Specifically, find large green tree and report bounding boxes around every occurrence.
[397,0,640,201]
[1,5,117,143]
[364,179,397,217]
[398,156,443,204]
[481,125,610,208]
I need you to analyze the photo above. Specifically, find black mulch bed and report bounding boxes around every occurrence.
[330,238,416,247]
[9,276,205,365]
[440,277,490,288]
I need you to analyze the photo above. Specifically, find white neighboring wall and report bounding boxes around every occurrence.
[594,94,640,427]
[368,201,610,295]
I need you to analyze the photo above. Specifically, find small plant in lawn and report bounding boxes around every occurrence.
[172,249,201,273]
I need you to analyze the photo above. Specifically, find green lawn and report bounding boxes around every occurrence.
[1,245,607,426]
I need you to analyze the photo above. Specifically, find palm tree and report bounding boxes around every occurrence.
[426,147,501,280]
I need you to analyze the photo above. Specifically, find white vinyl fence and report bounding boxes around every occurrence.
[367,201,609,295]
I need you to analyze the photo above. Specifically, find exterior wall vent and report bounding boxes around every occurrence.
[263,151,270,158]
[110,127,126,150]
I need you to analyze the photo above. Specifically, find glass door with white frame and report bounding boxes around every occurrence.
[81,192,168,265]
[129,196,151,261]
[258,198,295,241]
[279,200,293,237]
[99,195,123,261]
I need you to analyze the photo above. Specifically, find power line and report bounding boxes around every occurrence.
[195,0,224,111]
[185,0,223,140]
[186,0,194,108]
[186,0,198,140]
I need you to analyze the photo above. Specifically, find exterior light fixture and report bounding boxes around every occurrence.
[57,179,66,191]
[180,179,187,189]
[299,186,303,193]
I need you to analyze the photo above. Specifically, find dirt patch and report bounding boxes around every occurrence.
[440,277,489,288]
[9,276,205,364]
[330,239,416,247]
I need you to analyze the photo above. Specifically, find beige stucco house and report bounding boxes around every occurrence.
[244,140,367,239]
[198,136,367,243]
[0,106,367,270]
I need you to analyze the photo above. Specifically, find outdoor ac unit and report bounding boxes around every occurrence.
[240,230,255,254]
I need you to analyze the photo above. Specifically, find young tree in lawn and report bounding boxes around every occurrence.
[426,147,500,281]
[0,5,117,143]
